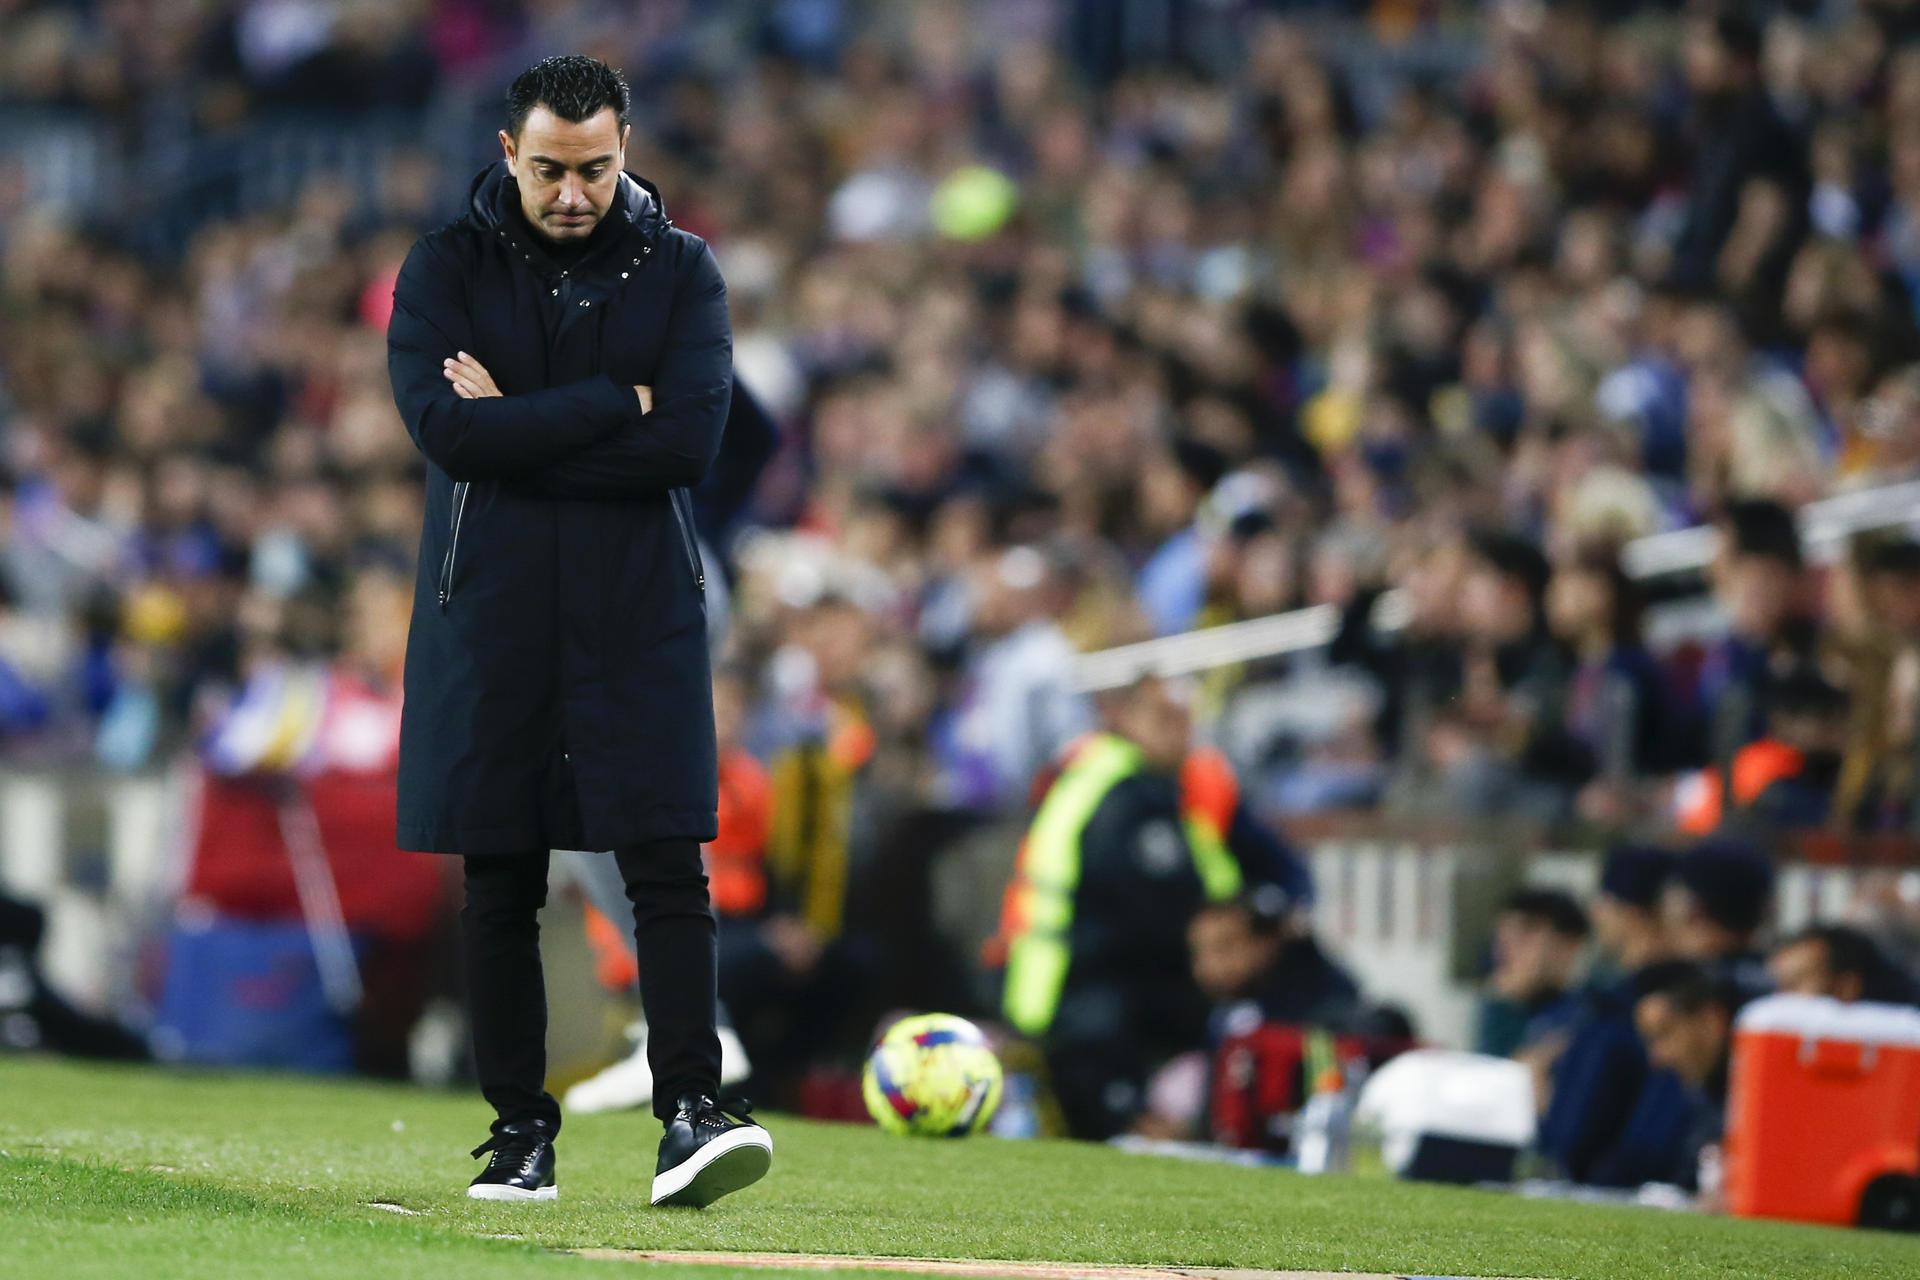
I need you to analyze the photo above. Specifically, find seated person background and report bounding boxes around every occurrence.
[1189,887,1361,1033]
[1626,962,1738,1193]
[1144,888,1398,1149]
[1674,664,1851,834]
[1663,838,1776,1004]
[1536,844,1675,1183]
[998,674,1293,1140]
[1769,924,1920,1006]
[1475,887,1590,1059]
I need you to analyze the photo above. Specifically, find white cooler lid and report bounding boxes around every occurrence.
[1354,1049,1535,1151]
[1736,993,1920,1048]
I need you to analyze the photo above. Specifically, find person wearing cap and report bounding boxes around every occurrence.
[1664,838,1776,1004]
[997,674,1270,1139]
[1588,844,1678,982]
[1535,845,1677,1184]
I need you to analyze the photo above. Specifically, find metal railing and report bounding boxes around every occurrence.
[1072,478,1920,692]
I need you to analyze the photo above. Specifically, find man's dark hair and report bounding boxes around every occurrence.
[1764,663,1849,722]
[1865,538,1920,581]
[1781,925,1918,1004]
[1198,886,1292,939]
[507,55,631,137]
[1502,887,1591,941]
[1568,543,1645,647]
[1722,498,1803,568]
[1711,12,1764,67]
[1675,838,1775,936]
[1635,959,1737,1016]
[1467,526,1553,610]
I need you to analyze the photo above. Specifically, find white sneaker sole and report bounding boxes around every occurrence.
[467,1183,558,1201]
[649,1127,773,1208]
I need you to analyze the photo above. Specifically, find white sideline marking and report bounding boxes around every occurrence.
[365,1201,424,1215]
[571,1252,1541,1280]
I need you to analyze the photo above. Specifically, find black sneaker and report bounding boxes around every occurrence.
[467,1119,558,1201]
[650,1095,772,1207]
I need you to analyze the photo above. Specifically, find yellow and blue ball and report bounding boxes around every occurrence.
[862,1013,1003,1137]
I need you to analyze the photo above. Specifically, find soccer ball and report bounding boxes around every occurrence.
[862,1013,1003,1137]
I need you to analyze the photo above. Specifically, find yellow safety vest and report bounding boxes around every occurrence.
[1001,733,1242,1037]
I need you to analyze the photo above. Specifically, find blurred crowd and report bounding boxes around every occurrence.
[11,0,1920,1138]
[9,2,1920,842]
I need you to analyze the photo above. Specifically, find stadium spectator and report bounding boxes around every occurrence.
[1836,538,1920,826]
[1768,925,1920,1006]
[1188,887,1359,1033]
[1664,839,1778,1003]
[1475,888,1590,1060]
[12,0,1920,1133]
[1402,528,1572,820]
[1546,544,1682,816]
[1629,962,1739,1192]
[1135,440,1231,638]
[175,561,448,1074]
[1698,500,1817,763]
[937,544,1091,811]
[1673,664,1853,834]
[1535,845,1675,1184]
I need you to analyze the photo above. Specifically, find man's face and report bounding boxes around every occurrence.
[1189,907,1276,1003]
[500,105,627,242]
[1714,551,1796,641]
[1635,992,1729,1087]
[1589,895,1632,957]
[1661,884,1719,959]
[1460,565,1534,645]
[1110,677,1193,773]
[1865,571,1920,638]
[1768,938,1862,1001]
[1491,914,1580,1001]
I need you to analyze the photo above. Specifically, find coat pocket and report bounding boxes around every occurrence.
[437,480,472,611]
[667,488,705,603]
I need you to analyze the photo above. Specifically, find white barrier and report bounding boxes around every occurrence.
[0,768,183,1011]
[1310,840,1478,1048]
[0,766,1908,1049]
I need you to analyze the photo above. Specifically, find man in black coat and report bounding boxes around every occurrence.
[386,55,769,1208]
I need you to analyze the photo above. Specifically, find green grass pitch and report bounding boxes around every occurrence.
[0,1057,1910,1280]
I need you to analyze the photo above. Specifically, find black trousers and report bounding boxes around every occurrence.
[461,839,721,1133]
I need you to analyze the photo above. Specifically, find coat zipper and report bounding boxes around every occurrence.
[668,489,705,595]
[437,480,471,610]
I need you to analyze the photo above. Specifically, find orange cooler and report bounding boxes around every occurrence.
[1725,994,1920,1229]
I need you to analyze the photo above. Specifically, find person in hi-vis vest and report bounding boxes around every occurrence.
[996,673,1282,1139]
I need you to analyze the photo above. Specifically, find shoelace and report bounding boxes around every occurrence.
[686,1094,755,1130]
[471,1127,546,1176]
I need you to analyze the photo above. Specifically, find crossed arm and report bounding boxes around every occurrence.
[387,234,733,499]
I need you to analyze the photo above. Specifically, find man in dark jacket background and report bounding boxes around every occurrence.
[386,54,770,1208]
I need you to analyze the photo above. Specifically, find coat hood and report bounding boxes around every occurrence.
[464,160,671,250]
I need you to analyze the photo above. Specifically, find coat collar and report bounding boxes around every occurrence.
[465,161,671,266]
